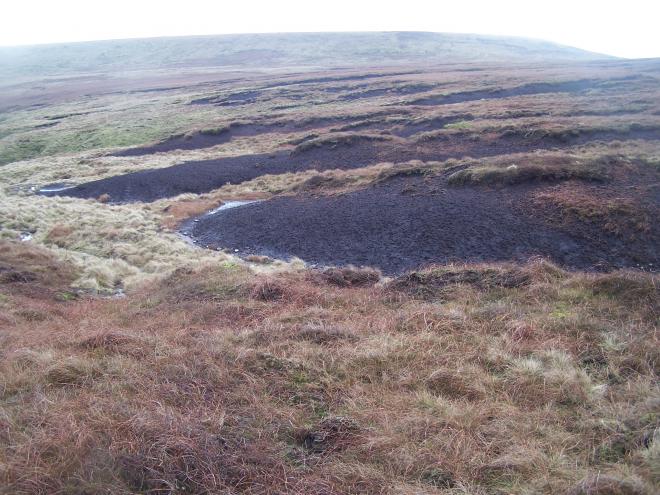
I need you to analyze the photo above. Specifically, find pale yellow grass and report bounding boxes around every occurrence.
[0,190,305,291]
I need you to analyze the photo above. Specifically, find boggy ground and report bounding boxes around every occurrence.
[44,127,660,203]
[10,57,659,279]
[1,56,659,495]
[1,240,659,494]
[38,59,660,204]
[185,155,659,273]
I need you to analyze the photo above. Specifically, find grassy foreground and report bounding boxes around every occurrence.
[1,240,657,494]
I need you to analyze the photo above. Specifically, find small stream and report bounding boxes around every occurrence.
[38,182,77,193]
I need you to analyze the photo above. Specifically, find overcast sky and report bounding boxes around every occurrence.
[1,0,658,58]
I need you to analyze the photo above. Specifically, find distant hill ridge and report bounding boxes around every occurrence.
[0,32,613,78]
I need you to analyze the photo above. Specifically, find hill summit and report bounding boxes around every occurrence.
[0,31,613,78]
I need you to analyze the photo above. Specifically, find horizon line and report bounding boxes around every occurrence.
[0,30,620,58]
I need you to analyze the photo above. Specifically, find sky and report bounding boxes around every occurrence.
[1,0,659,58]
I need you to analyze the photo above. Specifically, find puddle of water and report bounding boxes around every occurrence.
[204,200,262,216]
[180,199,264,249]
[39,182,77,193]
[20,232,33,242]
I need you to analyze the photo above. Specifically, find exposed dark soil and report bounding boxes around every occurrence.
[292,110,407,131]
[192,83,428,107]
[112,123,285,157]
[408,78,625,106]
[185,174,659,274]
[48,127,660,202]
[337,83,440,101]
[325,113,471,135]
[50,153,288,202]
[33,121,59,129]
[50,141,395,202]
[263,71,422,87]
[110,113,405,157]
[222,71,423,92]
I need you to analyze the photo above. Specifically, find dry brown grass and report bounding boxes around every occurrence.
[1,241,658,494]
[159,196,227,230]
[156,190,274,230]
[291,133,392,154]
[0,239,77,293]
[532,186,652,237]
[447,161,608,186]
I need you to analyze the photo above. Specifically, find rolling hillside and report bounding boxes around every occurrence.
[0,31,613,80]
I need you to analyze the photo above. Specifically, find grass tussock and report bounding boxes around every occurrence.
[77,331,145,354]
[0,239,77,292]
[588,272,659,305]
[448,161,607,186]
[292,132,392,154]
[387,263,530,299]
[374,161,437,182]
[1,243,658,493]
[158,196,228,229]
[566,474,651,495]
[312,266,382,287]
[499,122,660,142]
[532,187,652,237]
[0,192,237,291]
